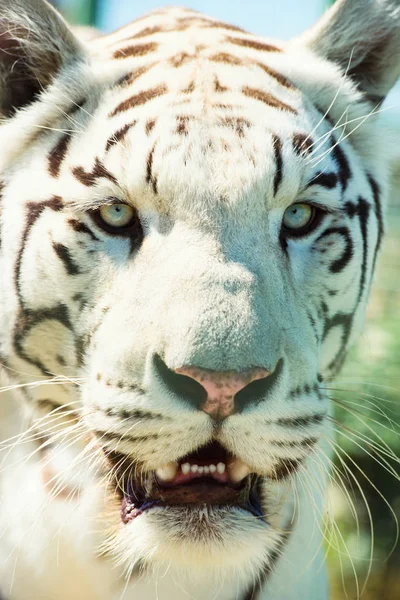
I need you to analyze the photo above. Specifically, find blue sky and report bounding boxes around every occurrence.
[96,0,325,39]
[56,0,400,116]
[93,0,400,113]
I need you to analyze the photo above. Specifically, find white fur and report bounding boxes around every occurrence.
[1,1,400,599]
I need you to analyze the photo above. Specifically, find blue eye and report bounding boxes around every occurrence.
[282,203,315,232]
[99,203,134,228]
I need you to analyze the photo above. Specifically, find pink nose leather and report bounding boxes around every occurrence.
[175,366,270,419]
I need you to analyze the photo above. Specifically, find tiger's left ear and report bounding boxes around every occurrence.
[297,0,400,102]
[0,0,84,117]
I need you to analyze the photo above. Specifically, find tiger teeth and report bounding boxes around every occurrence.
[227,459,251,484]
[181,462,191,475]
[155,462,178,482]
[185,463,221,474]
[156,460,250,483]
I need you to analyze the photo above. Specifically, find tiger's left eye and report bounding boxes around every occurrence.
[281,203,321,237]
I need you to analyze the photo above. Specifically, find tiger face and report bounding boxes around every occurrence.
[0,0,399,596]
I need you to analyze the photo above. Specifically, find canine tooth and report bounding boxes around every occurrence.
[217,462,226,474]
[209,464,216,473]
[228,459,251,484]
[181,463,191,475]
[198,466,204,474]
[191,465,199,473]
[155,462,178,482]
[203,466,210,474]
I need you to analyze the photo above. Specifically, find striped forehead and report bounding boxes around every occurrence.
[50,10,334,212]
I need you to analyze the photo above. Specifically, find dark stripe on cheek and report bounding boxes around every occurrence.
[276,413,325,427]
[110,85,167,116]
[15,197,64,305]
[317,226,353,273]
[271,458,303,480]
[113,42,158,59]
[13,304,73,376]
[52,242,81,276]
[242,86,297,114]
[272,134,283,196]
[355,197,370,303]
[68,219,99,241]
[367,173,384,274]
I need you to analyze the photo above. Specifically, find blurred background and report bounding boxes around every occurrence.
[50,1,400,598]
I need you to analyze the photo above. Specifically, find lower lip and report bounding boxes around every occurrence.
[121,478,265,523]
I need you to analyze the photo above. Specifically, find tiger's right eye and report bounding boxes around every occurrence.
[99,204,135,229]
[90,200,143,242]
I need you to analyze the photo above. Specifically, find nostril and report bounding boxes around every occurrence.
[176,366,270,398]
[153,355,207,407]
[234,358,284,411]
[175,365,272,418]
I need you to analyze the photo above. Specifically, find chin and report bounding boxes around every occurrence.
[99,441,288,585]
[105,503,282,586]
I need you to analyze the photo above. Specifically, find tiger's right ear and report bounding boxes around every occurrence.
[0,0,84,117]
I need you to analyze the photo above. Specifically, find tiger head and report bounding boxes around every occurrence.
[0,0,399,592]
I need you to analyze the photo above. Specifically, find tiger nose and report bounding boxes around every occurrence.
[174,366,271,419]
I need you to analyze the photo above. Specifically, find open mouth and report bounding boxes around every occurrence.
[118,442,264,523]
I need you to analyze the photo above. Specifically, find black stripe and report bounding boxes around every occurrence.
[270,437,318,448]
[306,310,320,343]
[52,242,81,275]
[13,304,73,376]
[95,430,161,443]
[68,218,99,241]
[146,143,158,194]
[331,139,351,191]
[272,134,283,196]
[315,226,353,274]
[307,171,337,189]
[276,414,325,427]
[355,197,370,303]
[106,122,136,152]
[344,196,371,303]
[367,173,384,275]
[323,311,354,374]
[15,197,64,307]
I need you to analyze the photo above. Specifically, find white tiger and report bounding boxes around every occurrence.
[0,0,399,598]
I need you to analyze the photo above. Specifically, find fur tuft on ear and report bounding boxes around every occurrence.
[296,0,400,102]
[0,0,84,116]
